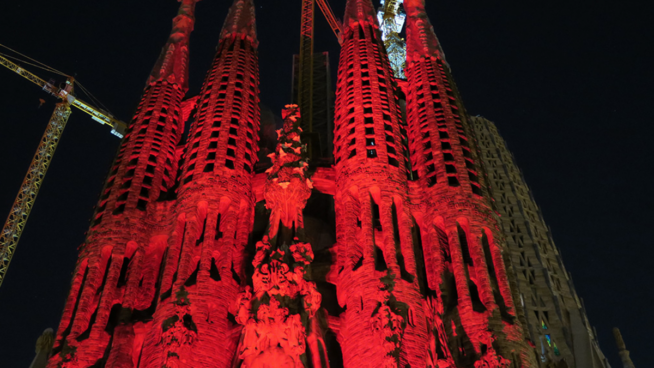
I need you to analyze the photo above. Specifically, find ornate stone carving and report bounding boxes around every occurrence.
[370,274,409,368]
[231,236,323,367]
[474,334,511,368]
[160,287,198,368]
[230,105,327,368]
[263,105,313,239]
[424,298,456,368]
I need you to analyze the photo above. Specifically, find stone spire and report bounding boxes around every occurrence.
[147,0,199,91]
[331,0,431,366]
[343,0,378,29]
[219,0,257,46]
[402,0,539,366]
[28,328,53,368]
[178,0,260,188]
[614,328,636,368]
[84,0,199,224]
[47,2,200,366]
[151,0,261,365]
[403,0,446,62]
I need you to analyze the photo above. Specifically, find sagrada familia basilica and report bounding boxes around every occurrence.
[36,0,621,367]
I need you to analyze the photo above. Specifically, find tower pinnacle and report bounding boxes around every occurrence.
[219,0,257,46]
[402,0,538,366]
[404,0,446,62]
[166,0,261,361]
[48,2,200,364]
[614,328,636,368]
[343,0,378,29]
[147,0,199,91]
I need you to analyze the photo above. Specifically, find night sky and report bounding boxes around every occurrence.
[0,0,651,366]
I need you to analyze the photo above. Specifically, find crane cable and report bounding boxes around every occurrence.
[0,51,68,77]
[0,43,113,116]
[0,43,69,77]
[74,80,110,113]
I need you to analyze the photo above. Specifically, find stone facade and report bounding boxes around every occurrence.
[470,116,611,368]
[46,0,577,367]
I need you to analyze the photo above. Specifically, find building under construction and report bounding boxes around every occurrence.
[0,0,630,367]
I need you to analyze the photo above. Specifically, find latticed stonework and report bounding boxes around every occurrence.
[48,0,555,367]
[399,0,537,366]
[470,116,611,368]
[331,0,430,366]
[91,0,197,223]
[47,0,260,366]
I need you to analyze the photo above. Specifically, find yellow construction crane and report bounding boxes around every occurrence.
[315,0,342,44]
[0,51,126,289]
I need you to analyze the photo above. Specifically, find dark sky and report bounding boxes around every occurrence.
[0,0,651,366]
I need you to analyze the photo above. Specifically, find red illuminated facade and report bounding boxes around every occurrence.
[401,0,536,365]
[48,0,541,367]
[331,0,429,366]
[48,0,261,366]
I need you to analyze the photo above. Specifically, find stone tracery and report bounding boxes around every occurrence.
[231,105,328,368]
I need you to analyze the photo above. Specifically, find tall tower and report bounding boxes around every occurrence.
[471,116,612,367]
[331,0,430,366]
[48,1,198,366]
[402,0,537,366]
[47,0,261,366]
[614,328,635,368]
[138,0,260,367]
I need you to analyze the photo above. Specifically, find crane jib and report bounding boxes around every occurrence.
[0,50,126,288]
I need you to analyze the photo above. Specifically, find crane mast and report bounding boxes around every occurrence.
[0,101,71,288]
[297,0,342,160]
[298,0,315,139]
[0,54,125,288]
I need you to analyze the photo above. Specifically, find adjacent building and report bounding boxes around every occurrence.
[471,116,611,368]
